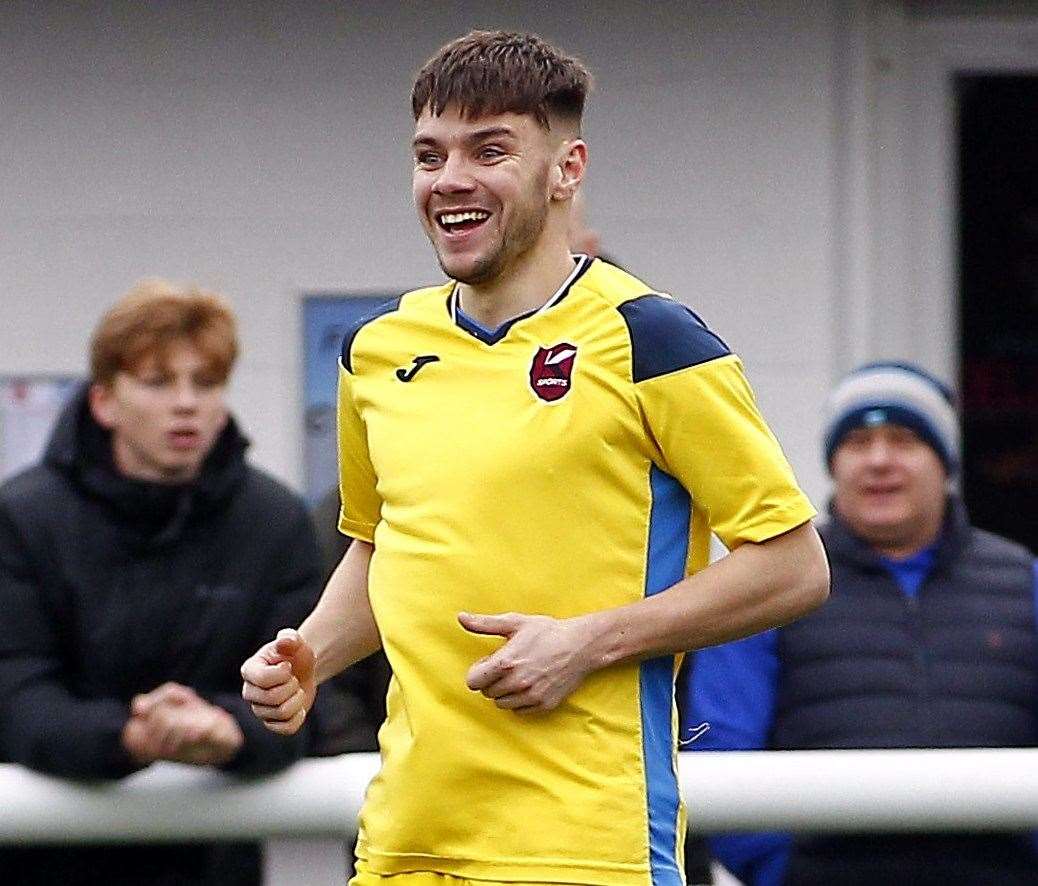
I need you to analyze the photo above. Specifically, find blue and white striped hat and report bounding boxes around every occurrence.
[823,362,959,475]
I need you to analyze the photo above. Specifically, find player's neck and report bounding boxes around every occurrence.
[457,240,577,331]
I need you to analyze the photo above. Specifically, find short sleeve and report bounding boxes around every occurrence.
[639,355,815,548]
[618,295,815,549]
[336,361,381,542]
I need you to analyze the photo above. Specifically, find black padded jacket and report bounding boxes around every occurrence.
[0,387,323,885]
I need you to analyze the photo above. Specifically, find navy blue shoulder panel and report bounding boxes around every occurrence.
[340,295,404,373]
[616,294,730,383]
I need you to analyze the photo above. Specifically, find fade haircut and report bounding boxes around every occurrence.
[90,279,238,386]
[411,30,592,131]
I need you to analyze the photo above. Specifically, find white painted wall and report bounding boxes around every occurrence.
[2,0,848,505]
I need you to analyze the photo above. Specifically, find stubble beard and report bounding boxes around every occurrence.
[434,175,551,286]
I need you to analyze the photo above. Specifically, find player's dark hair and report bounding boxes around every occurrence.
[411,30,592,131]
[90,279,238,385]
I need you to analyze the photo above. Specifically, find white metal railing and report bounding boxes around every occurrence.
[3,749,1038,844]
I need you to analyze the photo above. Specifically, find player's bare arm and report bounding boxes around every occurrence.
[241,538,381,734]
[463,520,828,712]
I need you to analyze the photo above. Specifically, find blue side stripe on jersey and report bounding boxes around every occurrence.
[640,465,690,886]
[340,295,404,373]
[618,295,730,383]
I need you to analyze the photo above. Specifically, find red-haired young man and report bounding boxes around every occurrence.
[0,280,323,885]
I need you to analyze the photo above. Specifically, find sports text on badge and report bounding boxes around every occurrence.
[529,343,577,402]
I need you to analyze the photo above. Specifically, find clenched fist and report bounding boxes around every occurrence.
[240,628,316,734]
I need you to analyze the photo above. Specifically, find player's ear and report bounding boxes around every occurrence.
[550,139,588,201]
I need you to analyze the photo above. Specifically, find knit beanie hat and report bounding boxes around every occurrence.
[823,362,959,475]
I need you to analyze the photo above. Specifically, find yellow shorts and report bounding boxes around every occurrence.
[350,863,594,886]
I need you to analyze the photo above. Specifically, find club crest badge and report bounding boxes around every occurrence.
[529,342,577,403]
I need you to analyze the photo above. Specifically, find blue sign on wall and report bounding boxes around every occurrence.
[302,294,392,505]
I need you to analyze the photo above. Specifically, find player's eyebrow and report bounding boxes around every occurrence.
[412,125,518,151]
[463,125,516,144]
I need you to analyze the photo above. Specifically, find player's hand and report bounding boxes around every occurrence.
[240,628,316,735]
[459,611,594,713]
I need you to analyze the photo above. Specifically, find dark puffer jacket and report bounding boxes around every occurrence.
[773,502,1038,886]
[0,387,323,885]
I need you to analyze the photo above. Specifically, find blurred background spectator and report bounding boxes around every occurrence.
[0,280,324,885]
[682,362,1038,886]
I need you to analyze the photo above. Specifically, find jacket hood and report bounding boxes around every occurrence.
[44,383,250,548]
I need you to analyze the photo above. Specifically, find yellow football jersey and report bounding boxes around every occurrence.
[337,256,815,886]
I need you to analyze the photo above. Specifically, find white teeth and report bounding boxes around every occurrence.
[439,210,489,225]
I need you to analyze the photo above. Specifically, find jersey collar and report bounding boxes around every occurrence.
[447,254,592,345]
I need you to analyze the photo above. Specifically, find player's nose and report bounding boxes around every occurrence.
[432,152,477,195]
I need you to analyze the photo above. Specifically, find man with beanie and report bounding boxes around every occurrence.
[681,362,1038,886]
[0,280,323,885]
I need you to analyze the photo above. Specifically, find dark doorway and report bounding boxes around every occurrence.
[957,74,1038,553]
